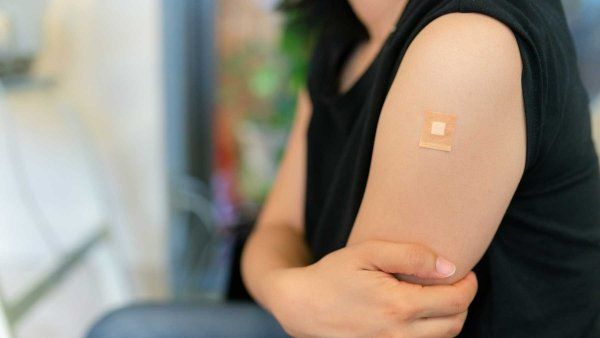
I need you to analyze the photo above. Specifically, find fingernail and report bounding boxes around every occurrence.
[435,257,456,277]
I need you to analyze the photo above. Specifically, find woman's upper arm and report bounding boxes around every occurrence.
[347,13,526,284]
[255,90,312,234]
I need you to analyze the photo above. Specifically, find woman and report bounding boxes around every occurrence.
[242,0,600,337]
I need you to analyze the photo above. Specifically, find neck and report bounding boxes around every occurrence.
[347,0,409,42]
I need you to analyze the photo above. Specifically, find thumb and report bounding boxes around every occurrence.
[354,240,456,279]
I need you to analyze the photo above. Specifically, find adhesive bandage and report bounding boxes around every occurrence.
[419,112,457,152]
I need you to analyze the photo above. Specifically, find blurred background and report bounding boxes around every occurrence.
[0,0,598,337]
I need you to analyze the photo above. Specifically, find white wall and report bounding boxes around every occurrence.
[36,0,168,290]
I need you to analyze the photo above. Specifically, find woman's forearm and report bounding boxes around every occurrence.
[241,224,311,311]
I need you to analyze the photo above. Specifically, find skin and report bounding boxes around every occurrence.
[242,0,525,337]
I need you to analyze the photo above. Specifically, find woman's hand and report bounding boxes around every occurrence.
[263,240,478,338]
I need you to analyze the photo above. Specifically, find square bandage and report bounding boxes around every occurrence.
[419,112,457,152]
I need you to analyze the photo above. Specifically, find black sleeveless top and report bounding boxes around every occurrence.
[304,0,600,337]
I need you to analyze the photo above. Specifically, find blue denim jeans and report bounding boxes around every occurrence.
[86,302,289,338]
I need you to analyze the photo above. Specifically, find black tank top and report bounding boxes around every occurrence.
[305,0,600,337]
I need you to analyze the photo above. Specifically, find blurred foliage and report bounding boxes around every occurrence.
[219,8,316,129]
[279,11,313,94]
[217,9,315,203]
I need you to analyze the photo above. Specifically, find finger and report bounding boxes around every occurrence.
[355,240,457,279]
[409,311,468,338]
[411,272,478,318]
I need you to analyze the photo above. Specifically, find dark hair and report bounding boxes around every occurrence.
[278,0,366,39]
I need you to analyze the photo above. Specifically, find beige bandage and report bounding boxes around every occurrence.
[419,112,457,152]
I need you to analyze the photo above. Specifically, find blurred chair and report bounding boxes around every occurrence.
[86,301,287,338]
[84,218,290,338]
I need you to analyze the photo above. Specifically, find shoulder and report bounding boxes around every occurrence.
[404,12,521,91]
[415,12,520,52]
[385,12,523,123]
